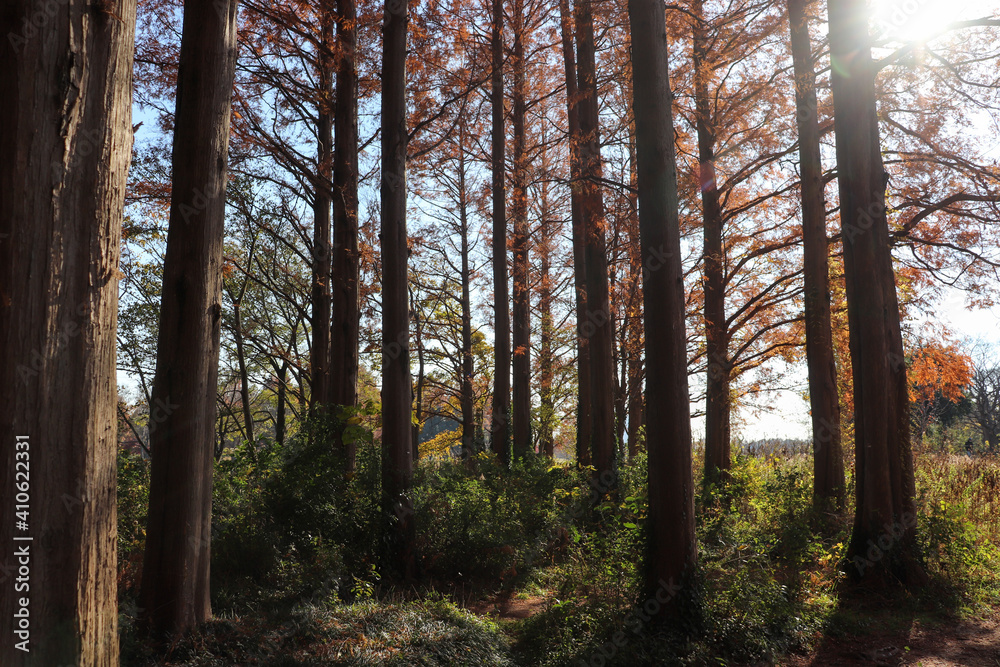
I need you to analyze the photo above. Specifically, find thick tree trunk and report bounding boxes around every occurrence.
[331,0,361,470]
[575,0,616,482]
[692,0,731,482]
[0,0,135,661]
[311,0,336,414]
[827,0,922,584]
[789,0,845,509]
[558,0,592,467]
[381,0,416,577]
[627,0,698,620]
[511,0,532,460]
[140,0,240,637]
[490,0,512,465]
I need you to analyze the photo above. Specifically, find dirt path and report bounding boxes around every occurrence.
[467,595,548,621]
[783,608,1000,666]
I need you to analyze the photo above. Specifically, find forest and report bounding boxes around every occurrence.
[2,0,1000,664]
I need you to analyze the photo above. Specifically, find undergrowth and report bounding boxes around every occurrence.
[117,421,1000,666]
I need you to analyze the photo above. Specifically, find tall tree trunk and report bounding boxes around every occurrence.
[558,0,592,467]
[458,130,477,461]
[576,0,616,482]
[615,322,627,455]
[311,0,336,414]
[627,0,698,620]
[692,0,731,482]
[0,0,135,661]
[490,0,512,465]
[827,0,922,585]
[511,0,532,460]
[234,302,255,447]
[539,174,556,459]
[626,132,644,460]
[381,0,416,577]
[789,0,845,509]
[411,288,425,463]
[331,0,361,471]
[140,0,240,637]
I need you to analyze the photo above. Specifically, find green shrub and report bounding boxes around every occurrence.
[117,448,149,598]
[412,453,585,582]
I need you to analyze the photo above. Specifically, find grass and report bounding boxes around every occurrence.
[121,598,516,666]
[117,443,1000,666]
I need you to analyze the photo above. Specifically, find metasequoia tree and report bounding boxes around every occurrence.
[627,0,698,618]
[229,0,370,436]
[510,0,532,459]
[906,334,973,443]
[410,112,487,460]
[827,0,922,584]
[330,0,363,439]
[679,0,804,481]
[558,0,592,467]
[140,0,240,636]
[0,0,136,661]
[576,0,617,481]
[691,0,730,479]
[381,0,417,576]
[310,0,336,413]
[788,0,844,507]
[490,0,512,464]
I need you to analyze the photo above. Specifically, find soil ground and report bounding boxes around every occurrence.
[782,606,1000,666]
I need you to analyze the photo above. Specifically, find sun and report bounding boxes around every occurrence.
[870,0,957,44]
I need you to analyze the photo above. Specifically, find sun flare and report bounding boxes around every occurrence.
[871,0,958,43]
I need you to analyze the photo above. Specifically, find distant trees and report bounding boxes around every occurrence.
[0,0,137,662]
[907,336,973,444]
[970,347,1000,452]
[140,0,240,636]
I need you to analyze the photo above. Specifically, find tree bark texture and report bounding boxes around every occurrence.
[490,0,512,465]
[381,0,416,577]
[140,0,240,637]
[627,0,699,619]
[0,0,136,661]
[789,0,845,508]
[827,0,921,584]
